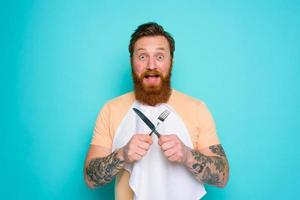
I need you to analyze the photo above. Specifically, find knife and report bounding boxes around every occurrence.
[132,108,161,138]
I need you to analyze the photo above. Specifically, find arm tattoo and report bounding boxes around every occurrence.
[188,144,228,187]
[209,145,226,157]
[86,151,124,187]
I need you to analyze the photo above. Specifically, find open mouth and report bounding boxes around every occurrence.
[143,73,161,85]
[144,74,160,79]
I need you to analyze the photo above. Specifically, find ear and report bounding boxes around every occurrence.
[170,57,174,66]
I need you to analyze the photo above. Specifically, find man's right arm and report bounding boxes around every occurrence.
[84,145,125,188]
[84,134,152,188]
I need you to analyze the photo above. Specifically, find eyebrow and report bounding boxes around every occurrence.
[156,47,166,51]
[136,48,146,51]
[136,47,166,51]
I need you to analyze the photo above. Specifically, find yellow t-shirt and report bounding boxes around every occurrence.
[90,89,220,200]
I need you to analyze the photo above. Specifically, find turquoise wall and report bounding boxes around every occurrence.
[1,0,299,199]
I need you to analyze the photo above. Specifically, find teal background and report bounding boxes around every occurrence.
[1,0,299,199]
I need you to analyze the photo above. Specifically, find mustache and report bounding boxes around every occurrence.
[141,70,163,79]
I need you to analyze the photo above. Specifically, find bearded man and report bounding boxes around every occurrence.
[84,22,229,200]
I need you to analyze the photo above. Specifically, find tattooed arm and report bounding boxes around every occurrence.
[184,144,229,187]
[159,135,229,188]
[84,145,125,188]
[84,134,152,188]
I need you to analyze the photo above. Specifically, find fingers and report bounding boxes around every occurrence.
[137,134,153,145]
[123,134,153,163]
[124,133,187,164]
[138,142,151,151]
[158,134,187,163]
[167,154,180,162]
[135,148,147,157]
[158,134,177,146]
[128,152,142,162]
[164,147,177,158]
[158,134,178,147]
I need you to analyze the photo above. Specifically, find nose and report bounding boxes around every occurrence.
[146,56,157,70]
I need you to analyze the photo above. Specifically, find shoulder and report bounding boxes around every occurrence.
[169,89,213,124]
[170,89,206,110]
[96,92,135,135]
[100,91,135,117]
[169,90,218,149]
[106,91,135,108]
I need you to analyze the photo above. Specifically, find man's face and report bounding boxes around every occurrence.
[132,36,172,92]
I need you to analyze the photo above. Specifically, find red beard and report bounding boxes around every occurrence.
[132,67,172,106]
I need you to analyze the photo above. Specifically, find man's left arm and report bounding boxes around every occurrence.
[158,135,229,187]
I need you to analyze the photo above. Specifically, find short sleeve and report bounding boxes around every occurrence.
[196,101,220,150]
[90,103,113,149]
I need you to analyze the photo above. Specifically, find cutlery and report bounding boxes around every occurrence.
[133,108,161,137]
[149,110,170,136]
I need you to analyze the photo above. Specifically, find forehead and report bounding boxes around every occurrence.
[134,36,170,52]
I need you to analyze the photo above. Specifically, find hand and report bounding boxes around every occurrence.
[120,134,152,164]
[158,134,189,164]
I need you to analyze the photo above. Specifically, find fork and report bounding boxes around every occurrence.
[149,109,171,136]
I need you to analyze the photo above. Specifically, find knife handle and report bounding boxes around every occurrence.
[149,130,161,138]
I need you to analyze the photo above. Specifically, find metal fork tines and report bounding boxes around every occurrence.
[149,109,170,136]
[158,110,170,123]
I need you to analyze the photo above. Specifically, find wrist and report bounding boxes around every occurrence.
[116,148,125,162]
[183,147,194,166]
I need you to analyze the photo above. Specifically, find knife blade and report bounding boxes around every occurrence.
[132,108,161,138]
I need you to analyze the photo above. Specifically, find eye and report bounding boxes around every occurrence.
[139,54,146,61]
[156,54,164,61]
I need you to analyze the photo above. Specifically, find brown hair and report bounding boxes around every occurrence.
[129,22,175,58]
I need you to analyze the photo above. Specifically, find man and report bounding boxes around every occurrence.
[84,22,229,200]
